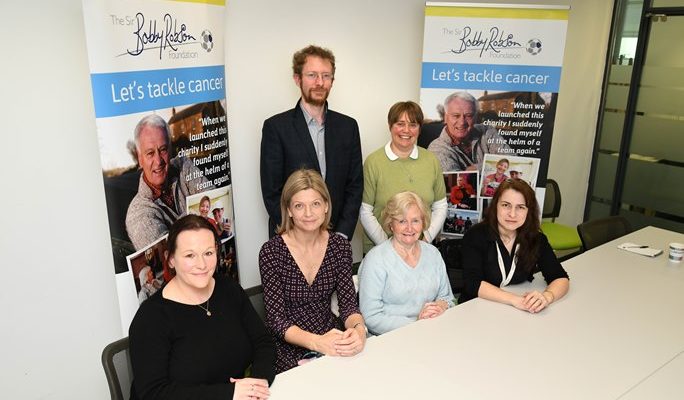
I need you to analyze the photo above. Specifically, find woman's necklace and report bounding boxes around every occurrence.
[287,231,326,285]
[397,160,414,183]
[501,235,515,245]
[499,232,517,255]
[197,299,211,317]
[177,280,213,317]
[391,144,414,183]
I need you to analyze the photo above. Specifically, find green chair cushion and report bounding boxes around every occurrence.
[541,221,582,250]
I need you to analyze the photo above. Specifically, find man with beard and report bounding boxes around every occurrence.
[260,45,363,239]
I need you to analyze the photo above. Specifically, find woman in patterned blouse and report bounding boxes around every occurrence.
[259,169,367,373]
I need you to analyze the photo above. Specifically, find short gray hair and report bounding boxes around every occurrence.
[134,114,172,153]
[444,92,479,118]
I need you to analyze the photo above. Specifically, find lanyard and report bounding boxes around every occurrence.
[496,242,518,287]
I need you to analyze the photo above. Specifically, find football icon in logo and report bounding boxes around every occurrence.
[201,30,214,52]
[527,39,542,55]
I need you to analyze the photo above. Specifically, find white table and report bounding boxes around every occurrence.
[270,227,684,400]
[619,350,684,400]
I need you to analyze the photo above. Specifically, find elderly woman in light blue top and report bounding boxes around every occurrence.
[359,191,454,335]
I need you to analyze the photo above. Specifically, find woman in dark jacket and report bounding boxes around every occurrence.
[460,179,569,312]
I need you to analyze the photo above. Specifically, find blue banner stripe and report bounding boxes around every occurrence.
[91,65,225,118]
[421,62,561,92]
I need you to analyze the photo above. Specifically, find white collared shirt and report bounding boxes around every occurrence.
[384,141,419,161]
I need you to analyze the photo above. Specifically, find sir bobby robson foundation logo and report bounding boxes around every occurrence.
[445,26,542,60]
[115,12,213,60]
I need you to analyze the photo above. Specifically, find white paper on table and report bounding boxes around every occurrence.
[617,242,663,257]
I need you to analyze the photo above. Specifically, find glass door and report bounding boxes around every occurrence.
[585,0,684,233]
[585,0,644,220]
[619,13,684,231]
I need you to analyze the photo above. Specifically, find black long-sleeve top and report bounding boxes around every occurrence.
[459,223,569,303]
[129,277,275,400]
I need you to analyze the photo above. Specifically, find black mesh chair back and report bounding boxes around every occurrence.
[101,337,131,400]
[577,216,632,251]
[437,238,465,295]
[543,179,561,220]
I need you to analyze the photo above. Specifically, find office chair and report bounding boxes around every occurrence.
[437,238,464,295]
[540,179,582,251]
[577,215,632,251]
[102,336,131,400]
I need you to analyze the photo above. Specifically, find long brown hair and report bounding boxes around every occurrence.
[484,179,541,272]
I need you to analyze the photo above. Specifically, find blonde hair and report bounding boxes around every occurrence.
[380,191,430,234]
[277,169,331,234]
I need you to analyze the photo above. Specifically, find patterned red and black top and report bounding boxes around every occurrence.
[258,233,359,373]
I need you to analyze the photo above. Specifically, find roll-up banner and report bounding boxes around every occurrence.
[420,2,569,237]
[82,0,237,332]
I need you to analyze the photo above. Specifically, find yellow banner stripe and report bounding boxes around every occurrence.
[170,0,225,5]
[425,6,568,20]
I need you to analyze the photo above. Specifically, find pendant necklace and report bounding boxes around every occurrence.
[197,299,211,317]
[398,160,414,183]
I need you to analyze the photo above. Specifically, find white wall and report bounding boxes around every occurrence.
[547,0,614,226]
[0,0,611,398]
[228,0,614,288]
[0,1,122,398]
[226,0,431,286]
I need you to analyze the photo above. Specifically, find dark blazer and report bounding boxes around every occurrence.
[260,100,363,239]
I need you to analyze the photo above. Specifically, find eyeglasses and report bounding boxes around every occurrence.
[302,72,334,82]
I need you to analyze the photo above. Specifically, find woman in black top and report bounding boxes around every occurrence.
[129,215,275,400]
[460,179,569,312]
